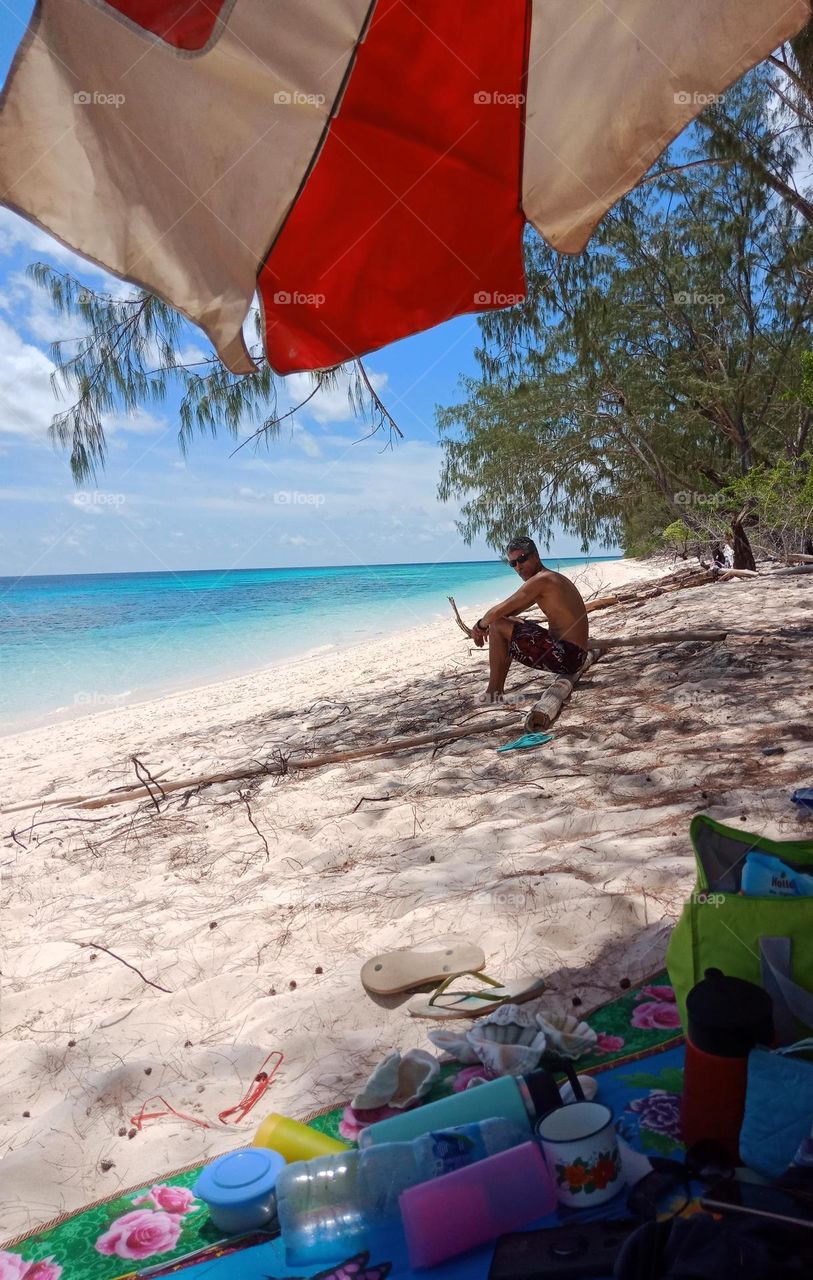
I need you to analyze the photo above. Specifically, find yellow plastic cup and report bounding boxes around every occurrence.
[253,1112,349,1162]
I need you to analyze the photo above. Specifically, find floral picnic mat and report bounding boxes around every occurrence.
[1,977,683,1280]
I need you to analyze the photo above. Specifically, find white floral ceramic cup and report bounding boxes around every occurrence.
[536,1101,623,1207]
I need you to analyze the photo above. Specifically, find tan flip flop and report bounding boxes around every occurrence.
[406,970,546,1019]
[361,937,486,996]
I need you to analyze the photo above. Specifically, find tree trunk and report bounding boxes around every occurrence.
[731,515,757,571]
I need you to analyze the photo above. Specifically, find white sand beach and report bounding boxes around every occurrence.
[1,556,811,1238]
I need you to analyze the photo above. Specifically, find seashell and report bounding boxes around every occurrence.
[351,1048,440,1111]
[426,1027,482,1065]
[466,1002,549,1077]
[560,1074,599,1104]
[534,1011,598,1059]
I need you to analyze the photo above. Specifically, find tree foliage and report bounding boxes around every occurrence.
[437,73,813,566]
[706,22,813,226]
[29,264,400,484]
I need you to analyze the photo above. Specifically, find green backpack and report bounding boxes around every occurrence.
[666,814,813,1041]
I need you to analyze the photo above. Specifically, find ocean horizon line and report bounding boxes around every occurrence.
[0,551,623,582]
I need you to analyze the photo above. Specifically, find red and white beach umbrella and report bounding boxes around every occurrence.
[0,0,808,375]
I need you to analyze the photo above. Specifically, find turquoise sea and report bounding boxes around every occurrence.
[0,558,611,730]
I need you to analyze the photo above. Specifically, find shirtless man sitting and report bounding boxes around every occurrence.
[471,536,589,700]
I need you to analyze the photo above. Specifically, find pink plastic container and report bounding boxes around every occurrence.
[399,1141,556,1269]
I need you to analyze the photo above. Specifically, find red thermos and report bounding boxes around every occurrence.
[680,968,774,1162]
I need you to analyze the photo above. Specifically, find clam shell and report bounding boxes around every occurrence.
[534,1011,597,1059]
[430,1002,549,1077]
[351,1048,440,1111]
[426,1027,482,1065]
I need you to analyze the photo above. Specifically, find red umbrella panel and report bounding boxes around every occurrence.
[0,0,808,374]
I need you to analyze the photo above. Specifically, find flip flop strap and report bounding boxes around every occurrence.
[427,970,504,1007]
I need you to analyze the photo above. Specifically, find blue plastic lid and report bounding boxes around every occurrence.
[194,1149,284,1207]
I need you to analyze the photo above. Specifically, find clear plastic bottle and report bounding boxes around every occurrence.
[275,1117,526,1264]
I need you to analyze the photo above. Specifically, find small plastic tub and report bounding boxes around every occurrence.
[193,1148,284,1233]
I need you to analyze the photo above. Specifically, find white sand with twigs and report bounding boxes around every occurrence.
[1,557,811,1238]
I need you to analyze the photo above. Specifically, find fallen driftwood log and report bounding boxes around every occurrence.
[524,650,599,731]
[4,713,524,815]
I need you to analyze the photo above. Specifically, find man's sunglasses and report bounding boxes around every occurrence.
[508,552,532,568]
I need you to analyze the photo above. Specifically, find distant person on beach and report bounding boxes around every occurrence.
[471,537,589,701]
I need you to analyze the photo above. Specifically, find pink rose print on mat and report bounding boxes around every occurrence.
[133,1184,197,1215]
[595,1033,625,1054]
[631,1001,682,1031]
[26,1263,62,1280]
[0,1254,32,1280]
[636,985,676,1004]
[96,1209,182,1261]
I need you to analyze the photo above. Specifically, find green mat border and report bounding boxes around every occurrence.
[1,970,682,1251]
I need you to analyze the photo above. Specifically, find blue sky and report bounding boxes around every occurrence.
[0,1,610,577]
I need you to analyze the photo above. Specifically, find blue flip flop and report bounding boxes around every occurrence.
[497,732,554,753]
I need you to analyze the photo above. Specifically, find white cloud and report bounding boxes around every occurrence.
[292,425,322,458]
[282,366,389,425]
[0,316,58,441]
[0,312,169,444]
[67,494,104,516]
[106,408,169,437]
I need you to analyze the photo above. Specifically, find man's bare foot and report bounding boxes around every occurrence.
[484,689,505,703]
